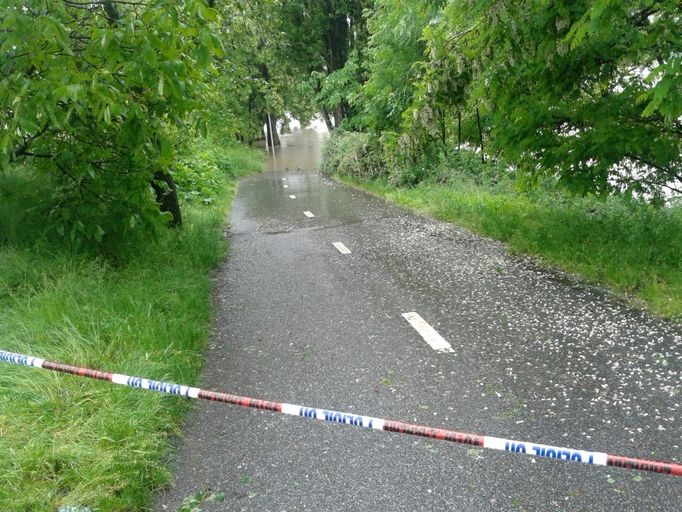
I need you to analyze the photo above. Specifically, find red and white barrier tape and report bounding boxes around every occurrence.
[2,350,680,477]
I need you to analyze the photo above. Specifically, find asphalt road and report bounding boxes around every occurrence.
[156,130,681,511]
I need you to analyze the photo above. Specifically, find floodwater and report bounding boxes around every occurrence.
[263,121,328,173]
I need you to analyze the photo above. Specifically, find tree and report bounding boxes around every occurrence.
[442,0,682,195]
[1,0,222,247]
[278,0,370,130]
[362,0,442,132]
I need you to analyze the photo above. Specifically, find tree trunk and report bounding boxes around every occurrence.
[457,110,462,152]
[266,114,280,147]
[152,170,182,227]
[333,106,344,128]
[324,6,349,73]
[321,107,334,132]
[439,107,446,145]
[321,3,351,127]
[476,106,485,163]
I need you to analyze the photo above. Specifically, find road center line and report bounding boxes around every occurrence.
[289,195,296,199]
[304,211,315,218]
[332,242,352,255]
[402,312,454,354]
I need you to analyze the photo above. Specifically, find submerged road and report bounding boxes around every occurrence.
[157,128,681,511]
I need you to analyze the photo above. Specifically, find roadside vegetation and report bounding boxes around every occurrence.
[323,132,682,319]
[1,0,680,508]
[315,0,681,320]
[0,139,262,510]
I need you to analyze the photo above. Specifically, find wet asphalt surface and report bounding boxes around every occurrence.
[156,129,681,511]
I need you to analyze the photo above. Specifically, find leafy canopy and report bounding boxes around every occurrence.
[1,0,223,248]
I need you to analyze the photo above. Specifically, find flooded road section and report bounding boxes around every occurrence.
[158,126,681,511]
[263,125,328,173]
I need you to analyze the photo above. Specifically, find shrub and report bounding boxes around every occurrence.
[173,141,263,205]
[1,139,262,260]
[320,131,386,181]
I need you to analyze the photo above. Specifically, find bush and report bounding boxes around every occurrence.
[321,130,511,189]
[433,150,512,189]
[0,139,262,260]
[173,140,262,206]
[0,166,162,258]
[320,131,386,181]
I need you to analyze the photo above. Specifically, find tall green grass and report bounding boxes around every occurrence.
[0,142,262,510]
[338,176,682,320]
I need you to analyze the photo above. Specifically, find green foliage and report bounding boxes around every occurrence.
[439,0,681,196]
[313,49,365,127]
[210,0,369,141]
[323,128,507,188]
[0,140,261,510]
[420,148,511,190]
[1,0,223,250]
[321,130,386,181]
[345,0,681,198]
[1,138,262,260]
[382,133,438,187]
[277,0,370,127]
[0,166,53,247]
[178,489,226,512]
[211,0,297,140]
[173,141,262,205]
[362,0,442,131]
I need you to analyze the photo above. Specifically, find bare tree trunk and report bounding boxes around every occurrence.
[321,107,334,132]
[439,107,446,145]
[152,170,182,227]
[457,110,462,152]
[333,106,344,128]
[266,114,280,147]
[476,106,485,163]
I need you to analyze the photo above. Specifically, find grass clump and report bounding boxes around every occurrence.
[0,140,262,511]
[325,131,682,320]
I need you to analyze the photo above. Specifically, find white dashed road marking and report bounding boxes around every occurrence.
[333,242,352,255]
[402,312,454,354]
[304,211,315,218]
[289,195,296,199]
[283,184,289,188]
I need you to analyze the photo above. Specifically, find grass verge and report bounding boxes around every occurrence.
[338,175,682,320]
[0,142,262,510]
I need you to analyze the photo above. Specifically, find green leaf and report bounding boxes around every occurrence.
[18,118,40,133]
[196,45,211,68]
[160,137,173,165]
[207,491,225,502]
